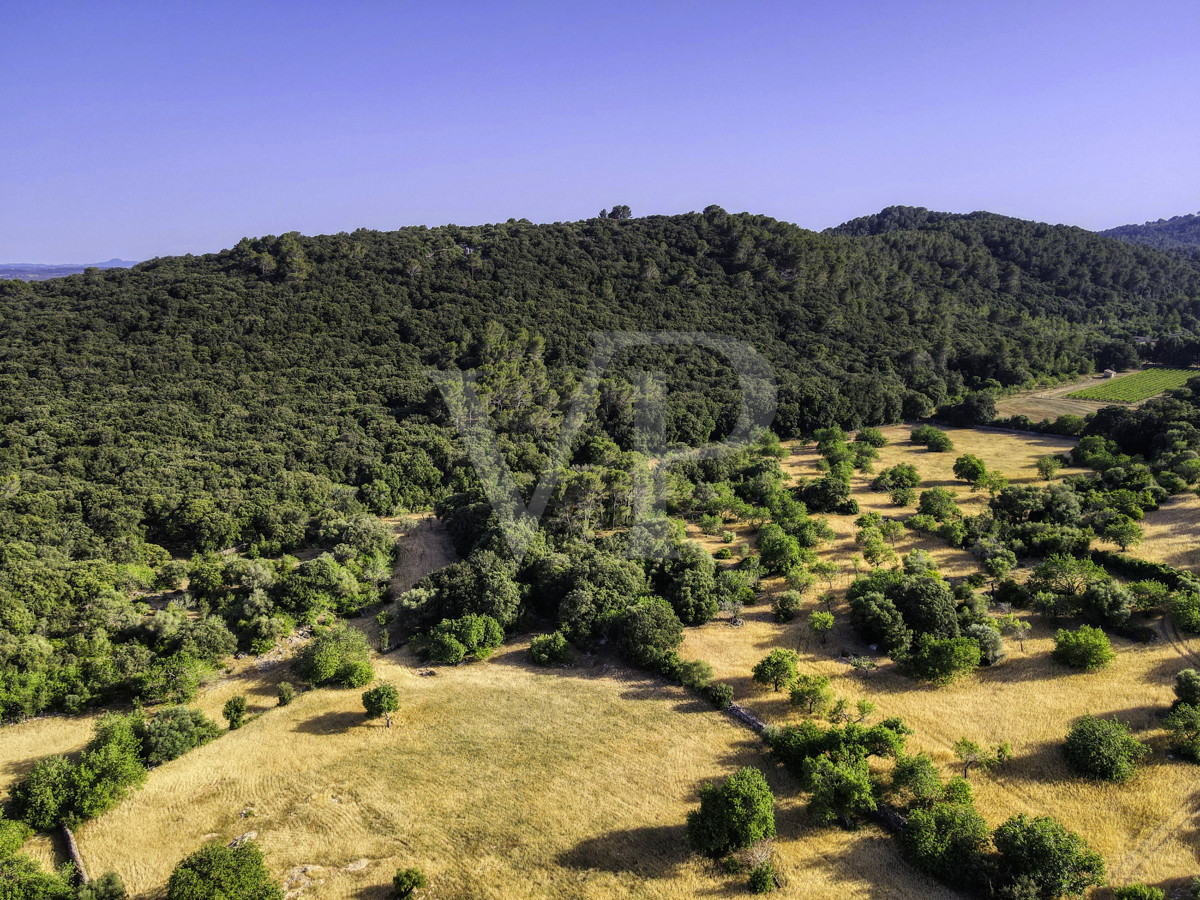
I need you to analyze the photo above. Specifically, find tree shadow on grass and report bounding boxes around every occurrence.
[292,709,362,735]
[352,886,393,900]
[556,823,690,879]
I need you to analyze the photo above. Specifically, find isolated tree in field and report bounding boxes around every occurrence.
[393,867,427,899]
[1037,456,1063,481]
[1103,515,1144,551]
[1165,702,1200,762]
[771,589,804,623]
[277,682,295,706]
[994,613,1031,652]
[223,696,247,730]
[166,841,283,900]
[808,610,835,644]
[790,674,832,714]
[992,814,1105,900]
[362,683,400,726]
[753,648,800,691]
[1063,714,1148,782]
[686,766,776,857]
[952,737,1011,778]
[953,454,988,486]
[1053,626,1115,671]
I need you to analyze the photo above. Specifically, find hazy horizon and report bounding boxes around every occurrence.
[4,1,1198,261]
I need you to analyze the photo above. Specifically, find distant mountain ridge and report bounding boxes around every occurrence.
[1100,213,1200,252]
[0,258,140,281]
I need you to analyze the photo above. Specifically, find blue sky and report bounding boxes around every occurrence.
[2,1,1198,261]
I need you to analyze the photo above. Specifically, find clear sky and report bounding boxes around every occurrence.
[2,1,1198,262]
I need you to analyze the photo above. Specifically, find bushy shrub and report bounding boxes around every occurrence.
[428,614,504,662]
[618,597,683,668]
[223,696,247,730]
[703,682,734,710]
[771,590,803,623]
[1114,885,1165,900]
[1175,669,1200,706]
[992,814,1105,900]
[166,841,283,900]
[1063,714,1148,782]
[140,706,221,766]
[529,631,571,665]
[277,682,295,706]
[686,767,776,857]
[907,635,980,684]
[748,860,778,893]
[292,624,375,686]
[1053,626,1115,671]
[393,867,427,899]
[964,623,1004,666]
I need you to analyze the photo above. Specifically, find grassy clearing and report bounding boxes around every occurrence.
[1067,368,1195,403]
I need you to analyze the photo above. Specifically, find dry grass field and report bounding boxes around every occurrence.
[3,435,1200,899]
[994,373,1133,421]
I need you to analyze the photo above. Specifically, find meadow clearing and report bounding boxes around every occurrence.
[2,426,1199,898]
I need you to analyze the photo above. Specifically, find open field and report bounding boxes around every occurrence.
[4,432,1200,898]
[994,374,1128,421]
[1068,368,1196,403]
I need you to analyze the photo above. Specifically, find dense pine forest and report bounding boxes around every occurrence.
[2,205,1200,721]
[1101,212,1200,253]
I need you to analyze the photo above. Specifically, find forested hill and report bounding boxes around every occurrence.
[1100,212,1200,253]
[2,205,1200,565]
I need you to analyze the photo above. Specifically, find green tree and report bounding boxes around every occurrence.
[807,610,835,645]
[952,737,1011,778]
[1037,456,1063,481]
[277,683,295,707]
[1063,714,1148,782]
[752,648,800,692]
[805,754,876,828]
[362,683,400,726]
[1053,626,1116,671]
[686,767,776,857]
[952,454,988,485]
[166,841,283,900]
[789,674,833,714]
[529,631,571,665]
[223,696,247,731]
[1103,516,1144,551]
[992,814,1105,900]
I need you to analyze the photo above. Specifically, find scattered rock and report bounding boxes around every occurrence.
[343,859,370,872]
[417,669,437,677]
[229,831,258,848]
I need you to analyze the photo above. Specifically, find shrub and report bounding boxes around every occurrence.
[529,631,571,665]
[771,590,803,623]
[428,614,504,661]
[901,800,990,887]
[166,841,283,900]
[0,813,32,856]
[292,624,375,687]
[1063,714,1148,782]
[855,427,888,447]
[686,767,776,857]
[618,597,683,668]
[908,635,980,684]
[141,707,221,766]
[703,682,734,710]
[721,530,736,543]
[362,683,400,720]
[393,867,427,899]
[277,682,295,707]
[1165,703,1200,762]
[747,860,778,893]
[1053,626,1115,671]
[992,814,1105,900]
[807,610,835,644]
[1170,592,1200,633]
[964,623,1004,666]
[1114,885,1165,900]
[223,696,247,730]
[427,632,466,664]
[1176,669,1200,706]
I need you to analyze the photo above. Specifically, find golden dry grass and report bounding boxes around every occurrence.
[685,424,1200,896]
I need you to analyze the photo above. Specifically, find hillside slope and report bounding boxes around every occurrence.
[1101,212,1200,252]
